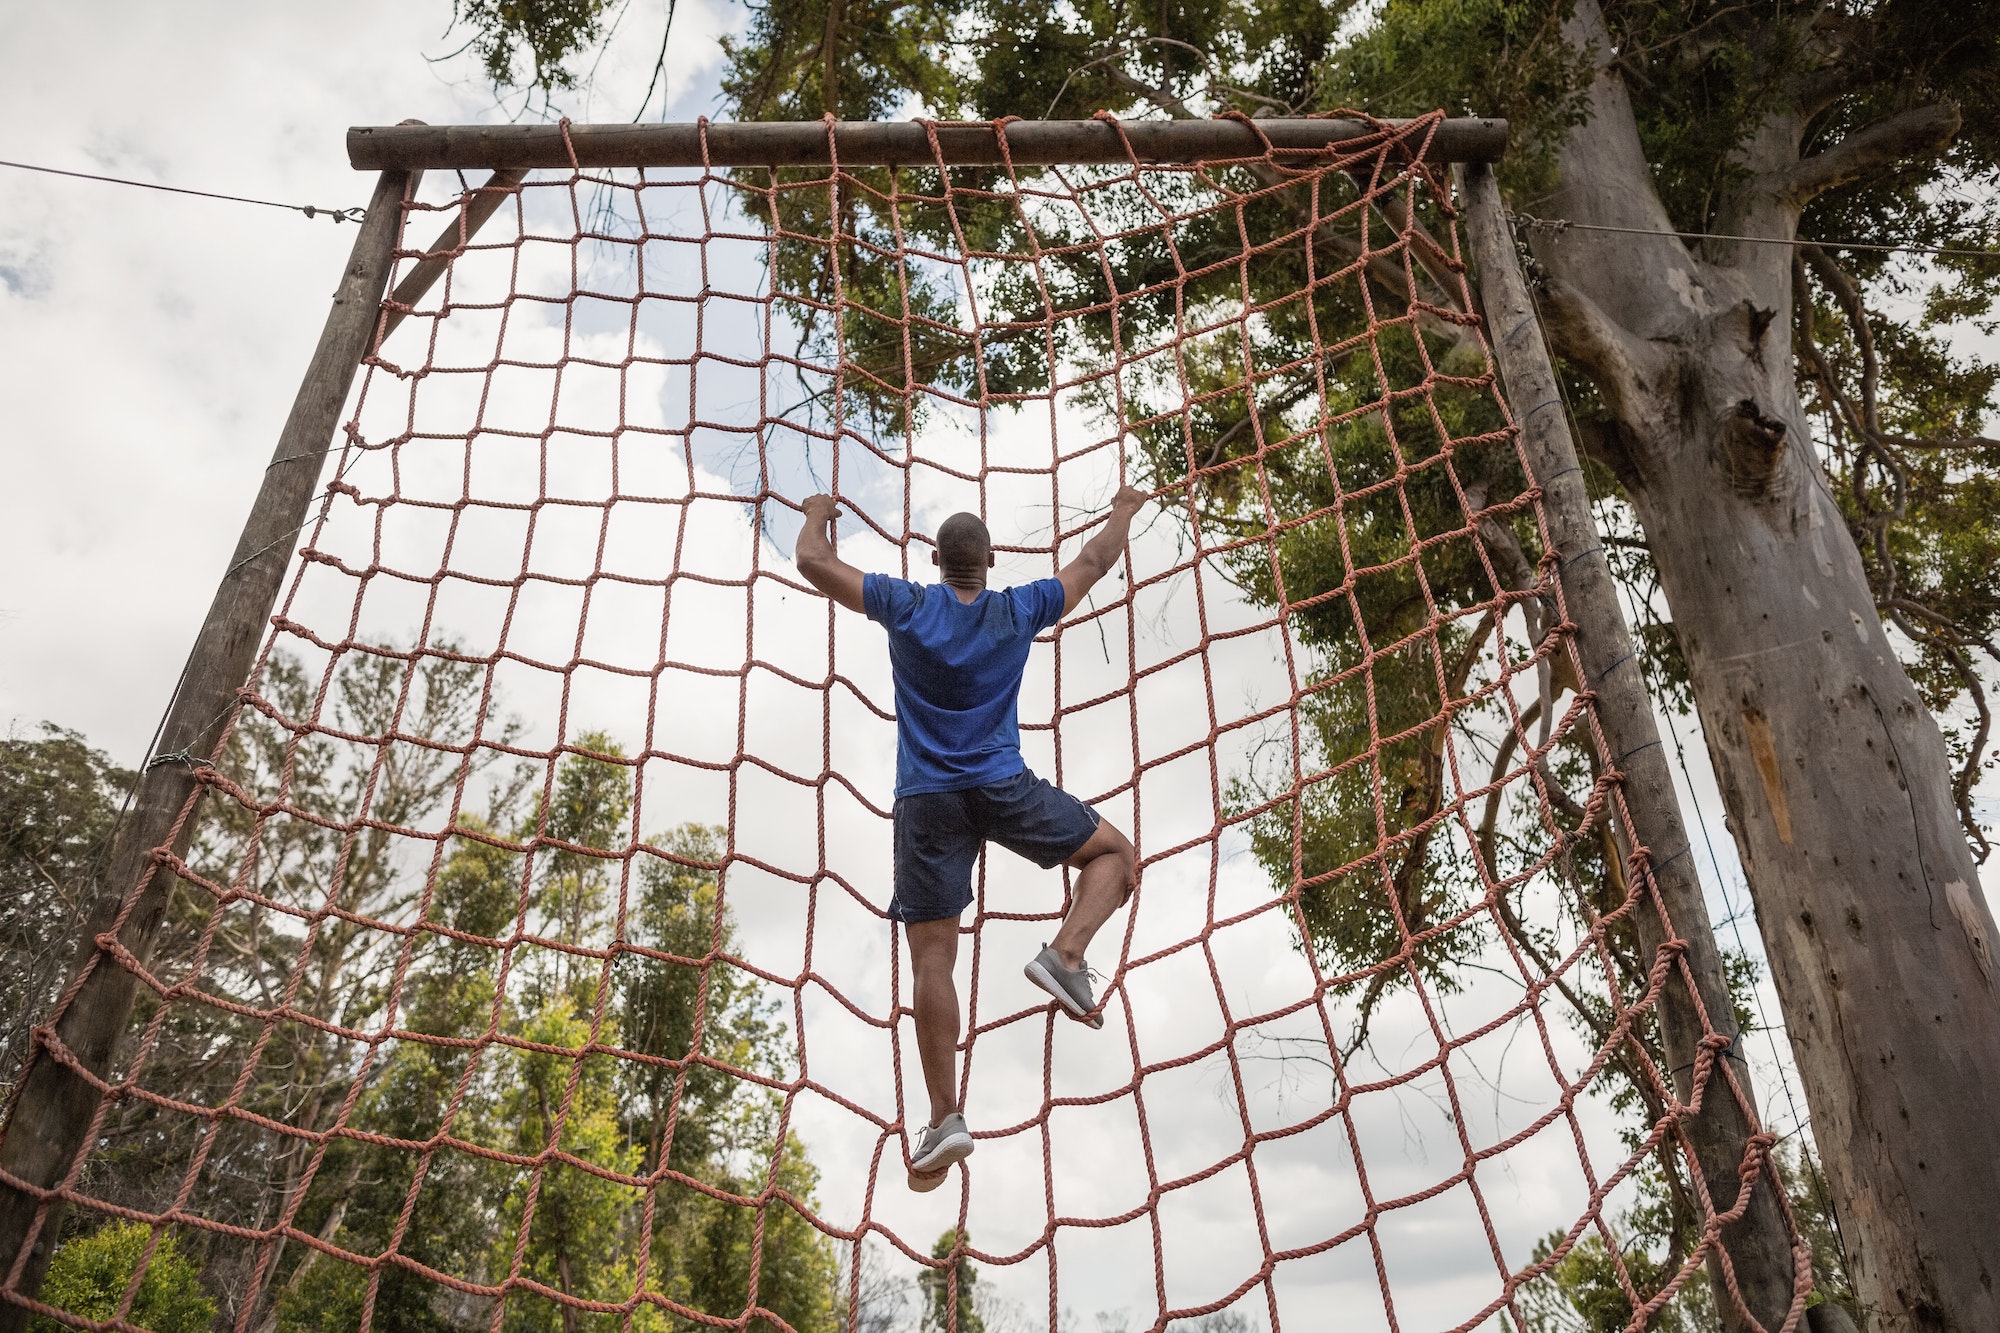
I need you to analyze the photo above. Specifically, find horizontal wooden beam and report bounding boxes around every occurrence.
[348,117,1507,171]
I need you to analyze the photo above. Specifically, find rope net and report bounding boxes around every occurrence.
[7,115,1807,1332]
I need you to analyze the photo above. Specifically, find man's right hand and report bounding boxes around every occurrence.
[794,494,866,613]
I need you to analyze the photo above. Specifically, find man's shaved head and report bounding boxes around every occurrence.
[935,512,992,576]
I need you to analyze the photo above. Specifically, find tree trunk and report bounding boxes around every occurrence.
[1530,5,2000,1328]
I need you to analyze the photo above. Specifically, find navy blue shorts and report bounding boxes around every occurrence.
[890,769,1101,924]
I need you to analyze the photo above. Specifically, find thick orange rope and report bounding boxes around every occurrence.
[0,113,1808,1333]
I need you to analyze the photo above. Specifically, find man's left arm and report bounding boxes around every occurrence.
[796,494,867,614]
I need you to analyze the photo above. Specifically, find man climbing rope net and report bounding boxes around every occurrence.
[795,487,1146,1191]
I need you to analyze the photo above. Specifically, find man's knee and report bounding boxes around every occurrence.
[1073,822,1136,898]
[904,917,960,976]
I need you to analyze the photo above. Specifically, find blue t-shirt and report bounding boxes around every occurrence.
[863,574,1068,796]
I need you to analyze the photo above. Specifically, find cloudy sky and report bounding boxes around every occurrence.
[4,6,1990,1331]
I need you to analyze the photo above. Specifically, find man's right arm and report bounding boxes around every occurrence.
[795,494,867,614]
[1056,484,1148,615]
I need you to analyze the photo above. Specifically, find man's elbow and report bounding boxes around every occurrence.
[798,555,853,605]
[797,547,833,582]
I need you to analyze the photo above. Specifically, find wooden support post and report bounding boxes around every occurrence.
[381,167,527,341]
[1454,162,1803,1331]
[0,168,416,1329]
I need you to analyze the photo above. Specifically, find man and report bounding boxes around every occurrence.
[794,487,1145,1191]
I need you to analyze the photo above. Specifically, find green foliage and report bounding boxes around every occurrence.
[263,737,834,1332]
[488,1002,644,1328]
[1522,1222,1704,1333]
[919,1229,983,1333]
[32,1222,214,1333]
[1519,1140,1857,1332]
[720,0,958,122]
[287,755,831,1329]
[1212,320,1520,997]
[450,0,618,95]
[1317,0,1595,198]
[535,727,635,1001]
[7,649,833,1331]
[709,0,1498,442]
[622,826,782,1175]
[0,724,132,1096]
[665,1134,837,1331]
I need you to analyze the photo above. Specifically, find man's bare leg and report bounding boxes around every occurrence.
[1050,820,1136,971]
[904,916,962,1129]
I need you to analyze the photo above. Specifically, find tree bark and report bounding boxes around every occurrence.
[1532,5,2000,1329]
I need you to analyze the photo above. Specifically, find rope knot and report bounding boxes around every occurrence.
[1740,1131,1777,1178]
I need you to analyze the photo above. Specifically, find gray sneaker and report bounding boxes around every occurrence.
[908,1112,974,1191]
[1024,945,1104,1029]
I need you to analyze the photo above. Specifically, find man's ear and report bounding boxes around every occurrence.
[987,551,996,568]
[931,549,941,567]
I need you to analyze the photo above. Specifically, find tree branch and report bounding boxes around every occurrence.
[1800,244,1880,436]
[1780,102,1962,204]
[1534,277,1657,420]
[1786,10,1880,116]
[1103,61,1200,121]
[1343,168,1468,315]
[1611,3,1757,77]
[1315,228,1467,338]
